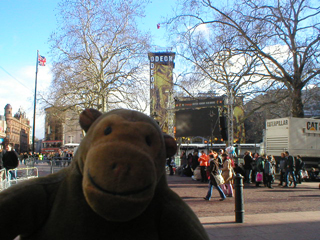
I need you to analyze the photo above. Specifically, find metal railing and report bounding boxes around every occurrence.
[7,167,38,187]
[0,168,9,191]
[24,157,72,174]
[0,167,39,191]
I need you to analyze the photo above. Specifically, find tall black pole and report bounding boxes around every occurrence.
[235,173,244,223]
[32,50,39,155]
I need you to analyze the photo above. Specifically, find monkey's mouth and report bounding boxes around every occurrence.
[87,172,152,197]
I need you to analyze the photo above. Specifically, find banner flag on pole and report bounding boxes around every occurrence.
[38,54,46,66]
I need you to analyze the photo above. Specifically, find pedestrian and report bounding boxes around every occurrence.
[269,155,276,183]
[254,153,264,187]
[283,151,297,188]
[38,153,43,162]
[180,151,187,168]
[221,153,234,197]
[218,149,224,159]
[167,156,174,175]
[204,153,226,201]
[295,155,304,184]
[243,151,253,183]
[191,151,199,180]
[187,152,193,166]
[0,148,4,170]
[278,152,287,186]
[2,144,19,179]
[264,156,274,188]
[182,153,193,177]
[23,152,28,165]
[198,151,209,183]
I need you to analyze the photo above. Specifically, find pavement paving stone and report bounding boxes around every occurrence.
[201,211,320,240]
[14,164,320,240]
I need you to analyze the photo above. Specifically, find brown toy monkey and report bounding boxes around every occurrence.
[0,109,209,240]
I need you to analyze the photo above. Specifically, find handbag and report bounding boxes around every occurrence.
[256,172,263,182]
[212,173,225,186]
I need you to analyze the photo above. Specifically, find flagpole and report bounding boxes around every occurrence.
[32,50,39,155]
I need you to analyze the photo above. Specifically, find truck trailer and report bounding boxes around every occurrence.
[265,117,320,170]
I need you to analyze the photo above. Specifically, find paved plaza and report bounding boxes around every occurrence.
[14,163,320,239]
[167,174,320,240]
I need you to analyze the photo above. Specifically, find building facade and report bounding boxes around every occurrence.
[2,104,31,153]
[43,107,83,154]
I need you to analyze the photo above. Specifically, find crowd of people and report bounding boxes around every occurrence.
[0,144,75,179]
[242,151,307,188]
[172,148,309,201]
[18,149,74,163]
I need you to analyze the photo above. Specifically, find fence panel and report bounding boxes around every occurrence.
[7,167,38,188]
[0,168,9,191]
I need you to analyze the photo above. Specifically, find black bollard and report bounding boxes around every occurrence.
[234,173,244,223]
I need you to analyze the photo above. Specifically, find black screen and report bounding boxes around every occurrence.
[175,108,220,137]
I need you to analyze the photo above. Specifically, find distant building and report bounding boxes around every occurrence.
[2,104,31,153]
[43,107,83,154]
[0,115,7,147]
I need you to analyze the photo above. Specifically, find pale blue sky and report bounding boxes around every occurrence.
[0,0,176,139]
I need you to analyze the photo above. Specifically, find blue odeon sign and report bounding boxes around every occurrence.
[149,54,175,64]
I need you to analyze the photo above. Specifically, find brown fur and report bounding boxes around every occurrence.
[0,109,209,240]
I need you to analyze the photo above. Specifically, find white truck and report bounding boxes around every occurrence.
[265,117,320,170]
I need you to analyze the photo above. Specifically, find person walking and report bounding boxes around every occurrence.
[166,157,174,175]
[243,151,253,183]
[254,153,264,187]
[284,151,297,188]
[180,151,187,169]
[2,144,19,179]
[278,152,287,186]
[221,153,234,197]
[264,156,274,188]
[198,151,209,183]
[204,153,226,201]
[191,151,199,181]
[295,155,304,184]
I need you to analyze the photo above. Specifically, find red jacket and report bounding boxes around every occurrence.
[198,153,209,167]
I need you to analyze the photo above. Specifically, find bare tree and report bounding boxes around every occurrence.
[169,0,320,117]
[47,0,151,114]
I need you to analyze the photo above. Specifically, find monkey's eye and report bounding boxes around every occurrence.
[145,136,152,146]
[104,126,112,135]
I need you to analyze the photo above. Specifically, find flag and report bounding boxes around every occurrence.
[157,23,160,29]
[38,54,46,66]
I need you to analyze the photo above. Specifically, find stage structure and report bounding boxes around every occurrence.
[175,97,246,144]
[148,52,175,134]
[174,97,224,139]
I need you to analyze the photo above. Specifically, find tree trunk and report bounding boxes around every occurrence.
[291,88,304,118]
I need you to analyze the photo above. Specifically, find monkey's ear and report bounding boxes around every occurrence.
[163,134,177,158]
[79,109,102,132]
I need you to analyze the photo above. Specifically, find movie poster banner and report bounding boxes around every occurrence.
[148,52,175,133]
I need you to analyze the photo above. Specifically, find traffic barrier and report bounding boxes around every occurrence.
[49,160,72,174]
[0,168,9,191]
[7,167,38,188]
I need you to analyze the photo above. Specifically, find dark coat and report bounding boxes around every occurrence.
[0,150,4,169]
[286,155,295,171]
[191,155,199,170]
[255,157,264,172]
[2,150,19,169]
[207,159,220,186]
[243,154,253,170]
[295,158,303,171]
